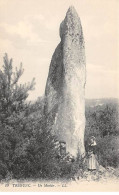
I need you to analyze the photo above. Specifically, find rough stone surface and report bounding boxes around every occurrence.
[44,6,86,157]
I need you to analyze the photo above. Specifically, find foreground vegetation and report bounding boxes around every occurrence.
[0,54,119,181]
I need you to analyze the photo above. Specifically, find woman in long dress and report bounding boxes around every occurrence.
[86,136,99,171]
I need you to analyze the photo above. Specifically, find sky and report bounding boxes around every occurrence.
[0,0,118,100]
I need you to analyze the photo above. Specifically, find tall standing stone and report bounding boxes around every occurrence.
[44,6,86,157]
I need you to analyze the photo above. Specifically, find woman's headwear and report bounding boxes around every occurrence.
[88,136,96,145]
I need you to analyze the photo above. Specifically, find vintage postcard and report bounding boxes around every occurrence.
[0,0,119,192]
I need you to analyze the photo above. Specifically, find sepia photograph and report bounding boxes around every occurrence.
[0,0,119,192]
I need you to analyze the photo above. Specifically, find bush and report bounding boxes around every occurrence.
[85,100,119,169]
[97,135,119,168]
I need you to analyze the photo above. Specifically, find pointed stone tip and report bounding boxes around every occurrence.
[68,5,76,11]
[67,5,78,16]
[59,5,81,38]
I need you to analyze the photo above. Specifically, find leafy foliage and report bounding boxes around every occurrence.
[85,99,119,168]
[0,54,35,180]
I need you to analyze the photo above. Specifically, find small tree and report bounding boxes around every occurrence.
[0,53,35,179]
[0,53,35,123]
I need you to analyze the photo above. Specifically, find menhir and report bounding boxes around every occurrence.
[44,6,86,158]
